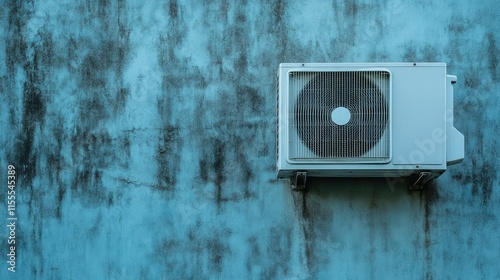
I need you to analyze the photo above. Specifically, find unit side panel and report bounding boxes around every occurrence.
[391,66,446,165]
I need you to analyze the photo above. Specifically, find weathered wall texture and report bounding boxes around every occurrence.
[0,0,499,279]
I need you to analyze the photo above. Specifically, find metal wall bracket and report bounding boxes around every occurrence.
[291,171,307,190]
[408,171,435,191]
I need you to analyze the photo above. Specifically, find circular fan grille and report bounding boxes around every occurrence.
[294,72,388,158]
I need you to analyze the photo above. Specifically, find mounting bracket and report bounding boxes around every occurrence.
[408,171,435,191]
[291,171,307,190]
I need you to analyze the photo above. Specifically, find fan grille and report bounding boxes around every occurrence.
[289,71,390,160]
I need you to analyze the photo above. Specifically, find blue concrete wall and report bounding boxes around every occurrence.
[0,0,498,279]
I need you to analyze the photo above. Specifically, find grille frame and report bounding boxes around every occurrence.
[287,69,392,163]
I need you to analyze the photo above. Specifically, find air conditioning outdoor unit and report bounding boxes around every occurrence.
[276,63,464,190]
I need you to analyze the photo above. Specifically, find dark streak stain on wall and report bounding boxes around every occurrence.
[487,33,499,80]
[423,183,439,279]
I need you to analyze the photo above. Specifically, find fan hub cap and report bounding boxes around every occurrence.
[331,107,351,125]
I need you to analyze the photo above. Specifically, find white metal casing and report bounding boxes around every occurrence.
[276,62,464,178]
